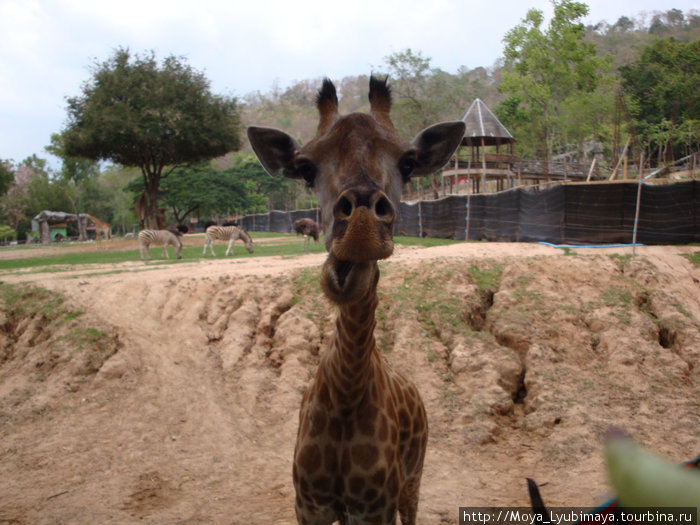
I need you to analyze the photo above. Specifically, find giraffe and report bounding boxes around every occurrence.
[248,76,465,524]
[85,214,112,240]
[293,218,320,252]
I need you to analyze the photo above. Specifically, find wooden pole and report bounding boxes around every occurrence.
[609,137,631,181]
[481,137,487,193]
[632,152,644,256]
[586,157,597,182]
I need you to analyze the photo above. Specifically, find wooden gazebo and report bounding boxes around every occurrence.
[442,99,517,193]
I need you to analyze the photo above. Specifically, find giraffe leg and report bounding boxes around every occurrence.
[397,476,421,525]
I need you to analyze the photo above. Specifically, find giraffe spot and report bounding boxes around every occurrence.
[324,445,338,471]
[372,467,386,487]
[378,414,388,441]
[328,417,342,441]
[364,487,378,501]
[386,466,399,495]
[297,444,322,475]
[357,402,378,436]
[349,476,365,495]
[398,408,410,430]
[298,476,310,497]
[341,449,351,475]
[318,382,331,404]
[405,391,416,413]
[351,443,379,471]
[412,413,425,434]
[390,424,399,442]
[405,437,421,472]
[343,420,355,441]
[310,410,327,437]
[333,475,344,495]
[311,475,332,493]
[368,493,386,512]
[370,382,379,402]
[346,496,365,514]
[384,444,395,464]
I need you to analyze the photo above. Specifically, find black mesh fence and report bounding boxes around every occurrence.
[239,182,699,245]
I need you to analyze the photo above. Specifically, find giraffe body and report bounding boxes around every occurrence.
[248,77,465,524]
[86,214,112,240]
[294,265,428,523]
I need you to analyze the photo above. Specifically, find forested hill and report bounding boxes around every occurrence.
[238,7,699,161]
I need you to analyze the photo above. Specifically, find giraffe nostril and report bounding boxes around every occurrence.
[374,195,392,219]
[335,195,354,219]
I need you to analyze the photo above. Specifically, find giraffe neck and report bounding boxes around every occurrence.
[324,262,380,408]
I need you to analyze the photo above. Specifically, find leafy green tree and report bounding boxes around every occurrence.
[498,0,613,161]
[158,163,249,223]
[62,48,241,229]
[620,37,700,162]
[46,132,101,240]
[0,160,13,197]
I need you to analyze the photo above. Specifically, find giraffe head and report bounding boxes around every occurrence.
[248,77,464,304]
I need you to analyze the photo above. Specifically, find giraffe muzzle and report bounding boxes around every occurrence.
[330,189,395,263]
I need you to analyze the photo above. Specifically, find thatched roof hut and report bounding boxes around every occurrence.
[32,210,88,243]
[459,98,514,147]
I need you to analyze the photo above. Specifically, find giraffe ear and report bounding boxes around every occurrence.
[410,121,466,177]
[247,126,301,177]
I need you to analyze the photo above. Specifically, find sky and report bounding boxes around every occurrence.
[1,0,698,169]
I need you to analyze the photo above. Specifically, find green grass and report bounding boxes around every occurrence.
[681,250,700,267]
[467,263,503,291]
[0,281,76,322]
[0,234,461,271]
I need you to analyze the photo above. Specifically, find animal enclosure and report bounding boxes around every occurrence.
[239,180,700,245]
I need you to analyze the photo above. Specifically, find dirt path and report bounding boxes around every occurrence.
[1,242,698,524]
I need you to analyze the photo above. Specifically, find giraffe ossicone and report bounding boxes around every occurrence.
[248,76,465,524]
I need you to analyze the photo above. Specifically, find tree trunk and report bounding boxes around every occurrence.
[144,177,160,229]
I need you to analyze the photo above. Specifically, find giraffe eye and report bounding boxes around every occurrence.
[398,154,417,182]
[295,160,317,188]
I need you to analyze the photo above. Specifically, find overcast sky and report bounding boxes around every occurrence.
[1,0,697,168]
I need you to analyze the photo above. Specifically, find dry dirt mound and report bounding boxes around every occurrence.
[0,243,698,524]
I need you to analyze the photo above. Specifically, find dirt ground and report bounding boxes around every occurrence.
[0,238,698,524]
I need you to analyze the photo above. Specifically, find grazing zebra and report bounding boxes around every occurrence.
[138,229,183,260]
[293,218,320,252]
[202,225,254,257]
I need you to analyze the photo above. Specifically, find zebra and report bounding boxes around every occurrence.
[202,225,254,257]
[138,229,183,260]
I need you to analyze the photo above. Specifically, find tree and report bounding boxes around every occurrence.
[620,37,700,163]
[46,132,101,240]
[63,48,241,228]
[0,160,13,197]
[498,0,613,161]
[158,163,249,223]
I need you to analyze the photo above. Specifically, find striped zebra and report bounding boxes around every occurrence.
[202,225,254,256]
[138,229,183,260]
